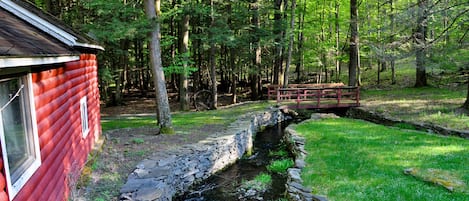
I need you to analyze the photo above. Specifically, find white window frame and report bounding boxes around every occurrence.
[80,96,89,138]
[0,74,41,200]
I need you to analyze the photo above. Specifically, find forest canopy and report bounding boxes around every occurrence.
[30,0,468,110]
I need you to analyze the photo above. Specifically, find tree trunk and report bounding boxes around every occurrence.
[415,0,428,87]
[230,48,237,104]
[284,0,296,87]
[250,0,262,100]
[179,14,190,111]
[335,0,340,82]
[348,0,359,86]
[273,0,284,85]
[390,0,396,85]
[463,81,469,111]
[295,0,306,83]
[209,0,218,109]
[144,0,173,130]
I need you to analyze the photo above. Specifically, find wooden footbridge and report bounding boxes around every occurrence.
[267,83,360,109]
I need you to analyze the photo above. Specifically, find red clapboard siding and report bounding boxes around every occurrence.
[9,54,100,201]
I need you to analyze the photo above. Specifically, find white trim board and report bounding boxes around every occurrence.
[0,56,80,68]
[0,0,103,50]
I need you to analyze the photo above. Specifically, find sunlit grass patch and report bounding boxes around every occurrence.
[101,117,157,132]
[361,87,468,130]
[295,118,469,201]
[102,102,275,133]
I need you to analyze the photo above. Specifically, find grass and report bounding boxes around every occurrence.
[362,87,468,130]
[101,117,157,132]
[295,117,469,201]
[268,150,289,158]
[240,173,272,192]
[267,159,294,174]
[101,101,274,134]
[131,138,145,144]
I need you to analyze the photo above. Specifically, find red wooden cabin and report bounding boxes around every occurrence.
[0,0,103,200]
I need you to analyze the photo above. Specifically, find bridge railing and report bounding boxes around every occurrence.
[275,86,360,109]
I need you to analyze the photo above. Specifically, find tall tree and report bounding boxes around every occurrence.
[179,11,190,111]
[273,0,285,85]
[209,0,218,109]
[414,0,428,87]
[348,0,359,86]
[389,0,396,85]
[250,0,261,100]
[334,0,341,82]
[463,81,469,112]
[284,0,296,87]
[144,0,173,131]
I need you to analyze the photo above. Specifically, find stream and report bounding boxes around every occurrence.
[176,121,292,201]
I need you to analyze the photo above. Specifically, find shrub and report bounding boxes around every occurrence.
[267,159,294,174]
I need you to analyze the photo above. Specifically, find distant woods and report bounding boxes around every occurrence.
[31,0,468,109]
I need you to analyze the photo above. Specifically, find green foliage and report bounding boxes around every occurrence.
[295,118,469,201]
[393,123,416,130]
[82,0,149,42]
[131,138,145,144]
[268,150,289,158]
[160,127,175,135]
[240,173,272,192]
[164,52,197,75]
[267,159,294,174]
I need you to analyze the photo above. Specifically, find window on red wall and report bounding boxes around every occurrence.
[0,74,41,199]
[80,96,89,138]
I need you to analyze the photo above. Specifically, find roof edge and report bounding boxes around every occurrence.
[0,55,80,68]
[0,0,103,51]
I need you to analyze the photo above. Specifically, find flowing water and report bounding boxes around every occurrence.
[176,122,291,201]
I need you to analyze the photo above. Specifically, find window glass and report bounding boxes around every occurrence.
[80,96,89,138]
[0,76,39,197]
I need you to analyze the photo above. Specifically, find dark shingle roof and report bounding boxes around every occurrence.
[10,0,98,46]
[0,7,77,56]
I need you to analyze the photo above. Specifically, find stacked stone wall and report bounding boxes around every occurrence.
[120,108,286,201]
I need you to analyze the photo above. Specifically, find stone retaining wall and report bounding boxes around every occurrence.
[283,114,341,201]
[284,114,331,201]
[120,108,287,201]
[347,107,469,139]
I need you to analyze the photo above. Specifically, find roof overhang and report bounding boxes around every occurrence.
[0,55,80,68]
[0,0,104,51]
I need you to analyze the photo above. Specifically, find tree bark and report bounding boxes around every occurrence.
[463,81,469,111]
[390,0,396,85]
[348,0,359,86]
[284,0,296,87]
[335,0,340,82]
[273,0,284,85]
[209,0,218,109]
[179,14,190,111]
[250,0,261,100]
[230,48,237,104]
[144,0,173,130]
[415,0,428,87]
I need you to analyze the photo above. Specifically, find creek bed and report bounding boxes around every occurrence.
[175,122,292,201]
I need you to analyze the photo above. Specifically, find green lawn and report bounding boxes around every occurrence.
[101,101,274,133]
[294,117,469,201]
[362,87,468,130]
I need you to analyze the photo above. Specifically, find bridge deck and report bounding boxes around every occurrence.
[274,86,360,109]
